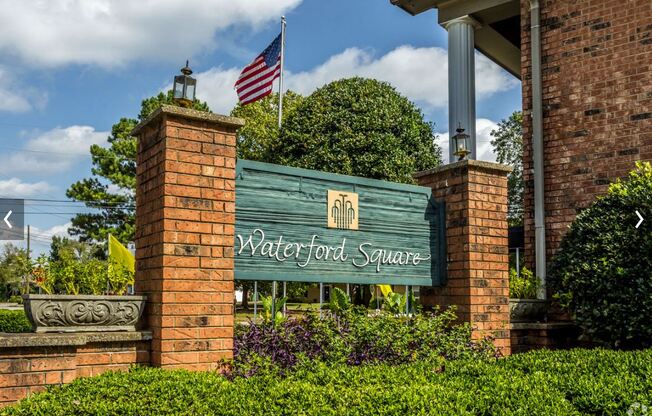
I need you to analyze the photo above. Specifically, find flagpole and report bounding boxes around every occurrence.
[278,16,286,129]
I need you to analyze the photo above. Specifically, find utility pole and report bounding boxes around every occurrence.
[24,225,30,294]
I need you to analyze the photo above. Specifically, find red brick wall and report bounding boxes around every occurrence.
[415,160,512,355]
[0,337,149,407]
[133,105,243,371]
[521,0,652,271]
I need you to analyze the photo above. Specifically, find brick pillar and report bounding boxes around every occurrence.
[415,159,512,355]
[132,105,244,370]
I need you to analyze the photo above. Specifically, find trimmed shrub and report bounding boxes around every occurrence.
[549,162,652,348]
[2,349,651,415]
[0,310,32,333]
[272,77,441,184]
[230,307,496,377]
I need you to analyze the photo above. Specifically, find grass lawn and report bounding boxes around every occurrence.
[2,349,651,415]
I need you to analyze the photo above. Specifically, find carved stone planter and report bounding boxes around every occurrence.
[509,298,548,323]
[22,294,146,333]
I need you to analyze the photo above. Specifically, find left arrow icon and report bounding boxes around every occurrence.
[3,210,12,229]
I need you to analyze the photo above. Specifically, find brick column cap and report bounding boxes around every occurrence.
[131,104,245,136]
[413,159,512,180]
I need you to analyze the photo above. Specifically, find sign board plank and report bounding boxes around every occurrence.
[235,160,446,286]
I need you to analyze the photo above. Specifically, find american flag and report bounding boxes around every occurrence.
[235,34,282,105]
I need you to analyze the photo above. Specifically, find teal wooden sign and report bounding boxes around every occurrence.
[235,160,446,286]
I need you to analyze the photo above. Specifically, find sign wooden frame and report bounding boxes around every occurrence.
[235,160,446,286]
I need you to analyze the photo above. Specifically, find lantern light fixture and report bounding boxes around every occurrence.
[452,124,471,161]
[173,60,196,107]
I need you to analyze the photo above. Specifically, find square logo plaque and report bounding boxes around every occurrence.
[327,190,358,230]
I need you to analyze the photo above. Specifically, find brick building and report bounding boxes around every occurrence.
[391,0,651,295]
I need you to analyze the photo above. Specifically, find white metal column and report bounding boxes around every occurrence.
[444,15,480,163]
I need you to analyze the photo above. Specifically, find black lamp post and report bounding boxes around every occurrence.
[173,60,196,107]
[452,125,471,161]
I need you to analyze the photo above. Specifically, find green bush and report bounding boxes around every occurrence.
[0,310,32,333]
[549,162,652,348]
[3,349,651,415]
[272,77,441,184]
[509,266,537,298]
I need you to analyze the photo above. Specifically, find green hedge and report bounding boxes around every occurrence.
[3,349,651,415]
[0,310,31,333]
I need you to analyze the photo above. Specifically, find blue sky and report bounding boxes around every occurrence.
[0,0,521,254]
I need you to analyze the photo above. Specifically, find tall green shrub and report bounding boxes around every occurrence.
[549,162,652,348]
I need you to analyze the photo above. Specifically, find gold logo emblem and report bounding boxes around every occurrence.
[328,190,358,230]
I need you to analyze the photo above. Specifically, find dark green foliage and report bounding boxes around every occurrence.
[549,162,652,348]
[3,349,652,415]
[0,310,31,333]
[271,78,441,184]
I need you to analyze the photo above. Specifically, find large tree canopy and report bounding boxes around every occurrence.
[270,77,441,183]
[66,91,209,244]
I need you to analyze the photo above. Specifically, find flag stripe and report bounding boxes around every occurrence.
[236,58,280,93]
[240,85,274,105]
[238,71,280,103]
[236,57,266,83]
[235,33,282,106]
[236,64,280,96]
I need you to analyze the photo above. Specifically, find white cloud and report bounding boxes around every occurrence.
[0,0,302,68]
[194,45,517,115]
[0,126,108,175]
[0,178,55,198]
[437,118,499,163]
[194,67,242,115]
[0,66,48,112]
[286,46,517,109]
[34,222,72,240]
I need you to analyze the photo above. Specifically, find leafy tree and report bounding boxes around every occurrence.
[271,77,441,183]
[0,244,30,298]
[490,111,524,226]
[66,91,209,244]
[231,91,304,161]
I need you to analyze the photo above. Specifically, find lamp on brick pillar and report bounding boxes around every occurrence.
[452,125,471,161]
[173,61,196,108]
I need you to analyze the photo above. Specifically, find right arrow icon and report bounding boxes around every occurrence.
[635,210,644,228]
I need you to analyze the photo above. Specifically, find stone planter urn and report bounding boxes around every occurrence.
[22,294,146,333]
[509,298,548,322]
